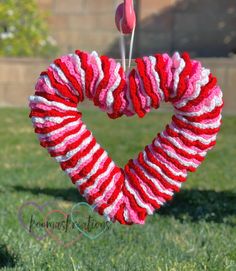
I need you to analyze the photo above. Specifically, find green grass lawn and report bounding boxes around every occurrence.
[0,107,236,271]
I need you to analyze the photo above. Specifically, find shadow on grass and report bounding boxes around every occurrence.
[0,243,18,268]
[12,185,236,225]
[158,189,236,225]
[12,185,85,203]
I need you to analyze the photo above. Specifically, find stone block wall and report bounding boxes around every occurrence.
[0,56,235,114]
[0,0,235,112]
[37,0,236,58]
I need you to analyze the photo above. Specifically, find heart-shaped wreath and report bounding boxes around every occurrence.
[29,50,223,225]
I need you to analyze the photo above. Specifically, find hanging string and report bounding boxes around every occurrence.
[128,24,135,70]
[116,0,136,72]
[119,11,136,71]
[119,20,126,72]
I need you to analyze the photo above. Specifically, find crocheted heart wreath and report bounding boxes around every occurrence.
[29,50,223,225]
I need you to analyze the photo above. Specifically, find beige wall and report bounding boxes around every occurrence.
[0,58,48,107]
[1,0,235,111]
[37,0,236,58]
[37,0,120,55]
[0,56,235,114]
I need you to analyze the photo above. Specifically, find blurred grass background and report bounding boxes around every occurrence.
[1,0,236,270]
[0,106,235,271]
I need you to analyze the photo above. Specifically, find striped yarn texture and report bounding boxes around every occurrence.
[29,50,223,225]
